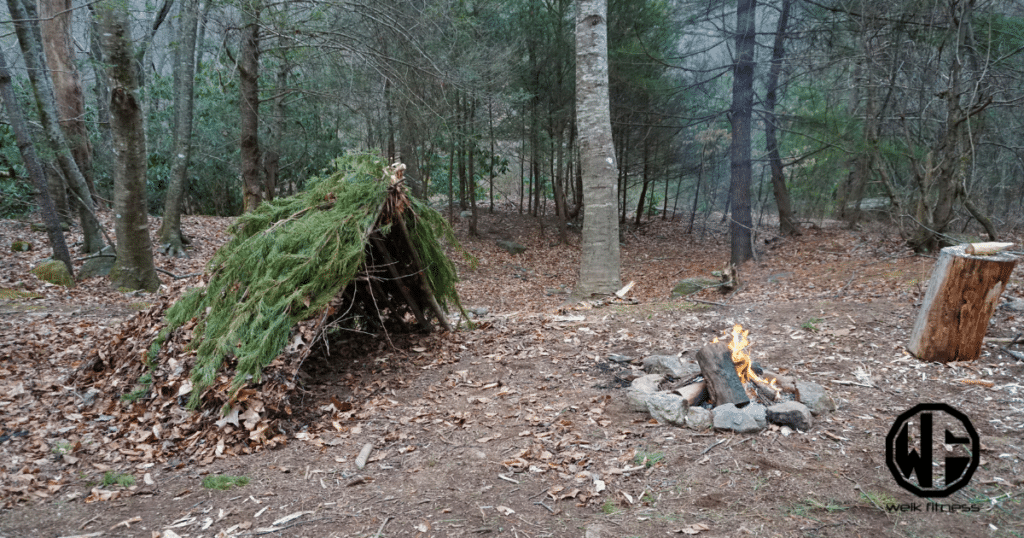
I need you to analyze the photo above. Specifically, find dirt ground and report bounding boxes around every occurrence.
[2,209,1023,538]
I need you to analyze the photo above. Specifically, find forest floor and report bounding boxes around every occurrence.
[1,207,1024,538]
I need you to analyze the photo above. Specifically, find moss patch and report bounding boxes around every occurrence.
[30,260,74,288]
[0,288,44,300]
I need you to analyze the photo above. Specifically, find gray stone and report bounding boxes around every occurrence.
[767,401,813,431]
[1002,298,1024,312]
[713,403,760,433]
[496,240,527,255]
[625,374,664,412]
[744,403,767,428]
[795,381,836,416]
[468,306,489,317]
[685,406,713,430]
[646,393,688,426]
[642,355,701,379]
[630,374,663,393]
[78,246,117,280]
[671,278,720,297]
[460,210,473,218]
[607,353,633,364]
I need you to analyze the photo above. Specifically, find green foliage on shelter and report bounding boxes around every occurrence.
[153,152,467,408]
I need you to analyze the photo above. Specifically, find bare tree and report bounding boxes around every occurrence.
[159,0,201,257]
[7,0,104,253]
[240,0,263,212]
[96,0,161,292]
[575,0,621,296]
[0,48,73,276]
[763,0,799,236]
[728,0,756,265]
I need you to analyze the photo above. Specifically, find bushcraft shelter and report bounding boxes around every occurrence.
[148,152,468,409]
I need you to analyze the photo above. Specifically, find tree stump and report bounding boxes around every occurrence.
[908,244,1017,363]
[696,342,749,407]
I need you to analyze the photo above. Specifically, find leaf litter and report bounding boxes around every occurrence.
[1,210,1023,538]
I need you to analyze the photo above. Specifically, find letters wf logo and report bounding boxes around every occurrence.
[885,403,979,497]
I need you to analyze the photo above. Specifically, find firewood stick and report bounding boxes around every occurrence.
[965,242,1014,255]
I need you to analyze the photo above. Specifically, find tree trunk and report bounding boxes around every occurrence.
[729,0,756,266]
[97,0,160,292]
[468,97,479,237]
[575,0,621,296]
[159,0,200,257]
[908,245,1016,363]
[239,0,262,213]
[88,7,113,185]
[8,0,104,253]
[39,0,94,196]
[763,0,800,236]
[634,140,649,226]
[0,48,73,276]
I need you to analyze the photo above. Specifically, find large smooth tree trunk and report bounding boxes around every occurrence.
[0,48,73,276]
[763,0,799,236]
[728,0,756,265]
[159,0,200,257]
[239,0,263,212]
[8,0,104,253]
[97,0,160,292]
[575,0,621,296]
[39,0,93,194]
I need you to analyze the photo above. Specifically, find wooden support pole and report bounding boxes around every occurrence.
[696,342,749,407]
[369,234,432,332]
[908,244,1017,363]
[393,213,454,332]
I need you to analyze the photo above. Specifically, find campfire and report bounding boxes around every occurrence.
[713,324,781,402]
[625,323,836,433]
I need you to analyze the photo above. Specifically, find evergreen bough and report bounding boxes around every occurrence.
[155,153,466,408]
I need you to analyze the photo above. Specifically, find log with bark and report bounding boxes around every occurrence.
[908,244,1018,363]
[696,342,749,407]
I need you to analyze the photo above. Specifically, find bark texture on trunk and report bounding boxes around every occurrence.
[8,0,104,253]
[908,245,1016,363]
[575,0,621,296]
[729,0,756,266]
[97,0,160,292]
[159,0,200,257]
[39,0,93,193]
[0,48,73,276]
[240,0,262,213]
[763,0,799,236]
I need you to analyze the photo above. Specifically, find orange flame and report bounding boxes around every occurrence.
[717,324,780,400]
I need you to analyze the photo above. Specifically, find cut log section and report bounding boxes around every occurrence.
[696,342,749,407]
[908,244,1018,363]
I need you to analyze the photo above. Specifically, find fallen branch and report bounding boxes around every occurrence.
[154,267,202,280]
[688,298,729,307]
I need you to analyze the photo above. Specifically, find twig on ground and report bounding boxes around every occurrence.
[700,439,727,455]
[833,271,857,299]
[533,501,555,514]
[154,267,203,280]
[688,298,729,307]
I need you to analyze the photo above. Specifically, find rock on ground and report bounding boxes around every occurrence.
[766,401,813,430]
[642,355,700,378]
[796,381,836,416]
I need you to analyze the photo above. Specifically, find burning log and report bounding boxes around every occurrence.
[697,325,781,407]
[908,244,1018,363]
[696,342,749,407]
